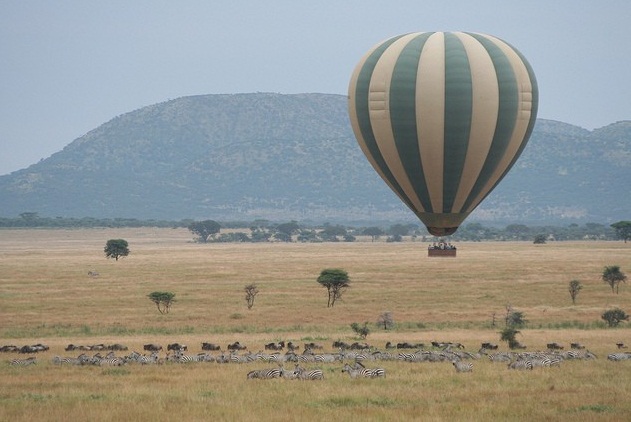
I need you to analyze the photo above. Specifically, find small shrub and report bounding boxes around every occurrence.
[350,322,370,339]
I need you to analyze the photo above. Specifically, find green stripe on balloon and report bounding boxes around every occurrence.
[442,33,472,214]
[389,32,434,213]
[352,34,415,211]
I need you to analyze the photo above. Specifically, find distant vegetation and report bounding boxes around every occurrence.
[0,212,624,242]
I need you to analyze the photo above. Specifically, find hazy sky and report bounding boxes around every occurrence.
[1,1,630,175]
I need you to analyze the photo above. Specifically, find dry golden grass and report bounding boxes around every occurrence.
[1,228,630,421]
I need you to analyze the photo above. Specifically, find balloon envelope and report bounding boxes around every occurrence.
[348,32,538,236]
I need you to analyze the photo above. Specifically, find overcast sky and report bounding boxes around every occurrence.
[1,1,630,176]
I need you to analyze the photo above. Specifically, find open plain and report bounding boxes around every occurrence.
[0,228,630,421]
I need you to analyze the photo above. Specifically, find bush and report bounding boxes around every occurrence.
[350,322,370,339]
[601,308,629,327]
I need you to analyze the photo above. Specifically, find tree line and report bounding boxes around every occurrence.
[2,212,630,243]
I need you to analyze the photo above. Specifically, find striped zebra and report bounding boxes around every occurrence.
[314,353,340,364]
[508,360,534,370]
[607,352,631,361]
[126,351,159,365]
[488,353,513,363]
[342,363,386,379]
[52,356,75,365]
[171,351,207,363]
[529,357,561,368]
[257,353,282,363]
[246,368,282,380]
[10,357,37,366]
[371,351,396,361]
[97,356,126,366]
[279,366,299,380]
[296,354,316,363]
[230,351,257,364]
[397,350,427,362]
[566,350,596,360]
[451,360,473,373]
[294,365,325,380]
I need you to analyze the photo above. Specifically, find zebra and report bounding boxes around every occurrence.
[170,351,207,363]
[314,353,340,363]
[508,360,534,370]
[488,353,513,363]
[294,365,325,380]
[607,352,631,361]
[452,360,473,373]
[51,355,84,365]
[126,351,160,365]
[279,366,299,380]
[257,352,283,363]
[246,368,282,380]
[529,357,561,368]
[342,363,386,378]
[92,352,125,366]
[397,350,427,362]
[230,351,256,364]
[10,357,37,366]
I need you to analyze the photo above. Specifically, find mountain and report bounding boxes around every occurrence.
[0,93,629,226]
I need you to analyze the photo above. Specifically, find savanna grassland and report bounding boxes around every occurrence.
[0,228,630,421]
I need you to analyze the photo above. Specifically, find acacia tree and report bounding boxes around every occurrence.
[602,265,627,294]
[317,268,350,307]
[377,311,394,330]
[363,227,384,242]
[148,291,176,314]
[188,220,221,243]
[104,239,130,261]
[568,280,582,305]
[244,283,259,310]
[611,221,631,243]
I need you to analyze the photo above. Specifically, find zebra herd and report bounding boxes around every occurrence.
[6,340,631,381]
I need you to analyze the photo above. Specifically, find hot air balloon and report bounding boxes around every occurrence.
[348,32,538,236]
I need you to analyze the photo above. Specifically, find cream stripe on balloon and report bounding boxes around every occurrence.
[451,32,499,213]
[464,33,534,213]
[416,32,445,213]
[369,33,426,213]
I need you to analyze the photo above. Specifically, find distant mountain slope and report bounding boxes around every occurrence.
[0,93,629,225]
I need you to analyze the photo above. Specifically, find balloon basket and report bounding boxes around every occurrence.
[428,249,457,258]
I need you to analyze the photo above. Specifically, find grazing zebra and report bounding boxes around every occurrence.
[10,357,37,366]
[169,351,206,363]
[508,360,534,370]
[125,351,160,365]
[294,365,325,380]
[314,353,340,363]
[279,366,299,380]
[97,356,126,366]
[342,363,386,379]
[51,355,83,365]
[488,353,513,363]
[529,357,561,368]
[246,368,282,380]
[452,360,473,373]
[397,350,428,362]
[230,351,256,364]
[607,352,631,361]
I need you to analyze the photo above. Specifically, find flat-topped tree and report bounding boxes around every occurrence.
[104,239,129,261]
